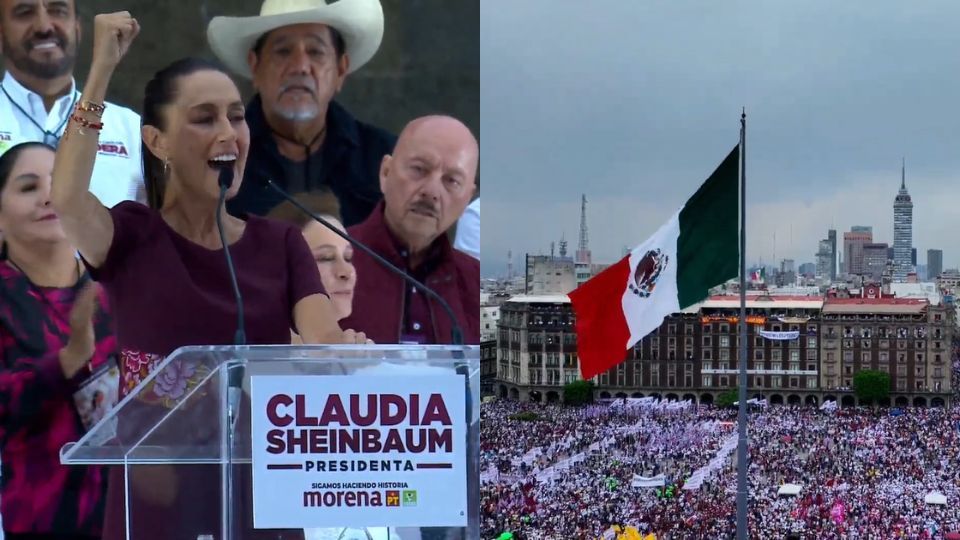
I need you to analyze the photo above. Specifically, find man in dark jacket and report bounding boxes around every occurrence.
[341,115,480,345]
[207,0,396,225]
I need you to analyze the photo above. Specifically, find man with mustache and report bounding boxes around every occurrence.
[207,0,396,226]
[0,0,143,206]
[341,115,480,346]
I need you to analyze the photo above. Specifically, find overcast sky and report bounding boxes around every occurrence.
[480,1,960,278]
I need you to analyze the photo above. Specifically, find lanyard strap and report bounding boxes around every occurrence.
[0,82,79,148]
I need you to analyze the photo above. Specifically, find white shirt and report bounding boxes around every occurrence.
[0,71,143,207]
[453,197,479,260]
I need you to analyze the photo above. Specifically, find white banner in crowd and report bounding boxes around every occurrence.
[631,474,667,488]
[759,330,800,340]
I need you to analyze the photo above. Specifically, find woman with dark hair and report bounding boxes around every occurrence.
[48,11,367,540]
[267,190,357,322]
[0,142,116,540]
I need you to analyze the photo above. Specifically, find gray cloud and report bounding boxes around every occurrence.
[481,0,960,276]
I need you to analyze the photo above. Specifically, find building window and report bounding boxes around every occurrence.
[703,336,712,347]
[720,336,730,347]
[934,367,943,377]
[897,352,907,363]
[754,376,763,388]
[720,349,730,361]
[755,350,764,360]
[668,337,676,348]
[754,336,764,347]
[703,361,713,371]
[771,362,782,372]
[879,352,889,363]
[897,365,907,376]
[806,363,816,371]
[843,351,853,363]
[915,341,925,349]
[772,376,782,388]
[861,352,871,363]
[807,349,818,360]
[861,340,871,349]
[826,352,835,362]
[720,324,729,333]
[719,376,728,387]
[790,350,800,362]
[807,337,818,349]
[844,366,853,376]
[771,349,782,361]
[668,324,677,335]
[702,375,713,387]
[719,362,730,371]
[843,340,854,349]
[807,377,817,389]
[897,379,907,391]
[916,353,924,363]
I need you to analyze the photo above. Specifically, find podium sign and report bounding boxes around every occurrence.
[60,345,479,540]
[250,374,468,528]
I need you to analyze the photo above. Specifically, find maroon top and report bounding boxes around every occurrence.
[88,201,325,540]
[341,201,480,345]
[0,262,115,536]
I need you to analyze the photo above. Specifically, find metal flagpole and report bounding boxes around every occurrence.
[736,109,749,539]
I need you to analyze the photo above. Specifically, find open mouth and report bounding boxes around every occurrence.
[30,40,61,51]
[208,154,237,171]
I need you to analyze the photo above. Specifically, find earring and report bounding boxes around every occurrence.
[163,158,170,177]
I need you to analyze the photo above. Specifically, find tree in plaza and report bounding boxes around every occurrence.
[853,370,891,405]
[563,379,595,406]
[716,388,739,408]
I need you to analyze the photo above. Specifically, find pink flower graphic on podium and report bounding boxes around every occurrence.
[152,359,198,400]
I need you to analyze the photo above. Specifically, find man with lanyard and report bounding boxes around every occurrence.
[207,0,396,226]
[0,0,143,207]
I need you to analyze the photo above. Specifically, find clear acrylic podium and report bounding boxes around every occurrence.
[60,345,480,540]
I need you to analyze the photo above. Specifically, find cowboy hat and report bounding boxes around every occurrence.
[207,0,384,79]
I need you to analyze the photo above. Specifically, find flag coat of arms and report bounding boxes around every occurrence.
[568,146,740,380]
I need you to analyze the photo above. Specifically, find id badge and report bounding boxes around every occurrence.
[73,356,120,434]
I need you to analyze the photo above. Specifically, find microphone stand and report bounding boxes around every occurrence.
[217,167,246,540]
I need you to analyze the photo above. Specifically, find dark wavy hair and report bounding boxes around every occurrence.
[141,57,230,209]
[0,142,57,258]
[0,142,55,202]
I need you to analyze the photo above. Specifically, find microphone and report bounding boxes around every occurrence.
[216,165,246,427]
[264,179,465,345]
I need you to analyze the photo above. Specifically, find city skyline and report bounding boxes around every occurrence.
[481,0,960,278]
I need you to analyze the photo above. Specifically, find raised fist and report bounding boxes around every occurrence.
[92,12,140,70]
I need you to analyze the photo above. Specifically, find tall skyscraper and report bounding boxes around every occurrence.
[843,227,873,275]
[828,229,837,280]
[893,159,914,282]
[575,194,592,286]
[816,229,838,281]
[927,249,943,280]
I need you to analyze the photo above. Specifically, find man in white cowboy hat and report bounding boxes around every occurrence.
[207,0,396,227]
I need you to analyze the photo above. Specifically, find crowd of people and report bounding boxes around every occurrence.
[481,341,960,539]
[0,0,478,538]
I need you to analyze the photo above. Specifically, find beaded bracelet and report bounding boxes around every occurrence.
[76,100,106,117]
[70,113,104,132]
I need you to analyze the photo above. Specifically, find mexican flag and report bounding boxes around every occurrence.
[568,145,740,380]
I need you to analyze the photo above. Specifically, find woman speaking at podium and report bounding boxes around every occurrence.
[49,11,370,540]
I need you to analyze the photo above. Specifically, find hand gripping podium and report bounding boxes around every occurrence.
[61,345,480,540]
